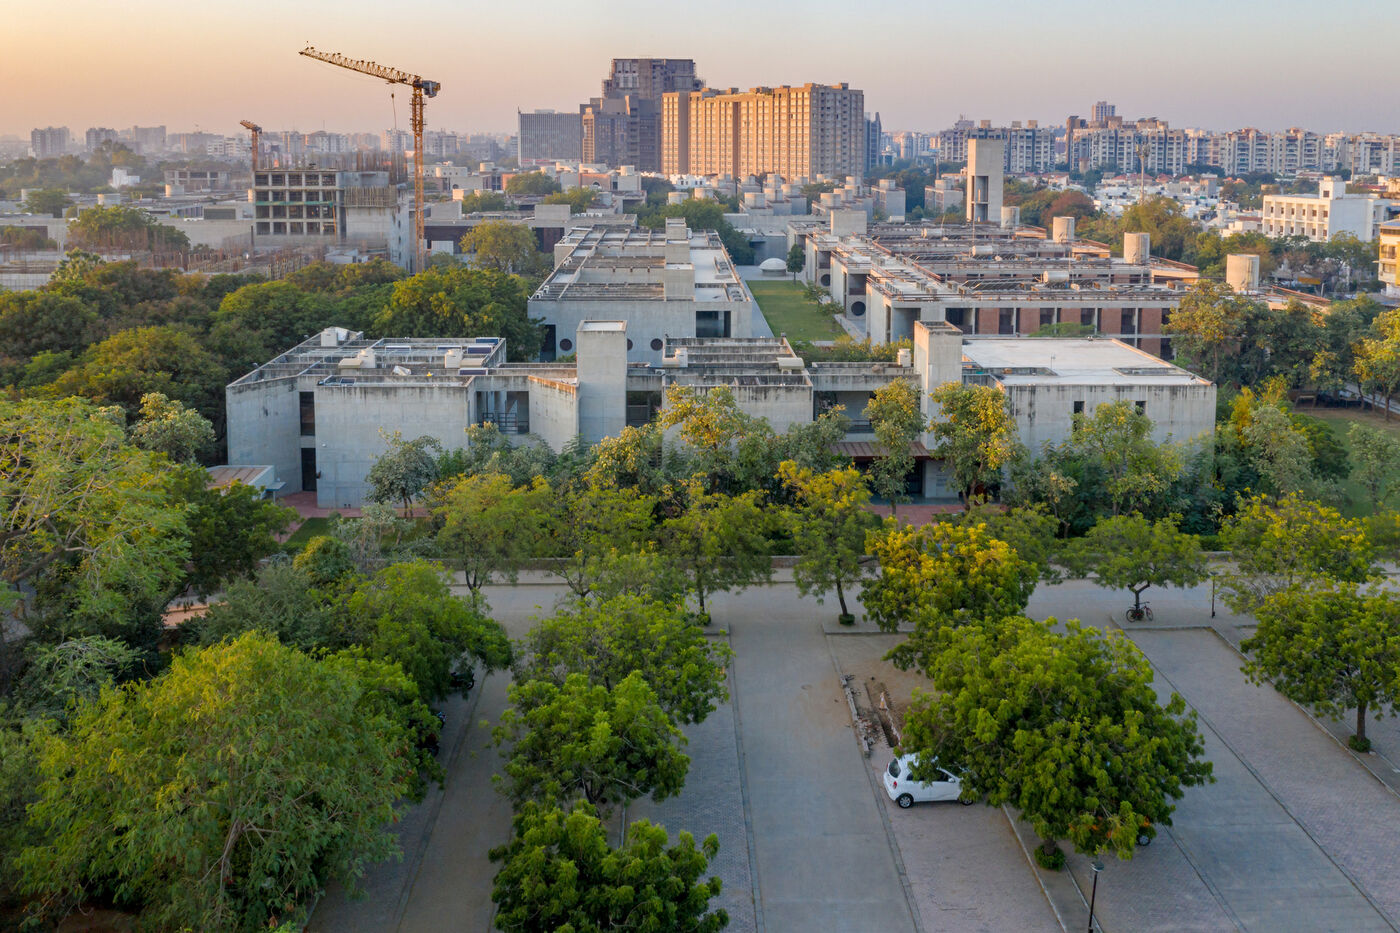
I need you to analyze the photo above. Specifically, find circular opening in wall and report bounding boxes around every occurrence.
[558,338,573,352]
[820,274,831,286]
[851,301,866,317]
[627,339,634,350]
[650,338,664,351]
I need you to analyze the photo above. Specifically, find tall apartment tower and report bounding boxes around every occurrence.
[518,110,583,165]
[582,58,701,170]
[662,83,866,181]
[1091,100,1117,123]
[966,138,1004,223]
[865,112,883,173]
[30,127,70,158]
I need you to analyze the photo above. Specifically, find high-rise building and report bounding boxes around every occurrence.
[865,112,882,173]
[1092,100,1116,123]
[128,125,166,154]
[662,83,866,181]
[85,127,118,151]
[580,58,701,170]
[30,126,70,158]
[518,110,583,165]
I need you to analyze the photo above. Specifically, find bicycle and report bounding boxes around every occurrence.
[1124,602,1153,623]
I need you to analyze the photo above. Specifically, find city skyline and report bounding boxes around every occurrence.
[7,0,1398,140]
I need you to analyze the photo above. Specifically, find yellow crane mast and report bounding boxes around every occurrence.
[298,46,439,272]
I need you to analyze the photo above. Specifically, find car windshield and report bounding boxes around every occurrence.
[887,759,901,778]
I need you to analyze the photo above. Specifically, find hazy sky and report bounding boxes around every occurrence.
[6,0,1397,139]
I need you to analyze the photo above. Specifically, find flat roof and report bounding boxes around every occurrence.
[961,338,1209,386]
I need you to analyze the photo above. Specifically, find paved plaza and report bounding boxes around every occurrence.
[311,575,1400,933]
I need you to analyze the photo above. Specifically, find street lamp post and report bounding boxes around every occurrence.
[1087,856,1104,933]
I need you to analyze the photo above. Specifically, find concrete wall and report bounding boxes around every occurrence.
[575,322,628,443]
[226,378,304,498]
[527,376,580,450]
[1004,382,1216,454]
[531,299,754,365]
[311,384,473,509]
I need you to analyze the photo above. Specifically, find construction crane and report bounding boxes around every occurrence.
[299,46,439,272]
[239,120,262,171]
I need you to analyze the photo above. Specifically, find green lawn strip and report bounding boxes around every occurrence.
[281,515,331,551]
[1300,407,1400,517]
[748,280,844,341]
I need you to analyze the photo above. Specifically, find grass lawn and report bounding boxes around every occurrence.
[1299,406,1400,517]
[281,515,332,551]
[747,280,844,341]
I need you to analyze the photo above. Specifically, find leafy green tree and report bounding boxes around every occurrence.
[129,391,215,463]
[0,398,188,627]
[1348,423,1400,507]
[1071,400,1183,516]
[366,431,442,515]
[459,219,545,274]
[1355,308,1400,421]
[433,473,550,593]
[779,461,878,620]
[23,188,72,217]
[329,502,414,574]
[515,594,732,725]
[1240,403,1315,497]
[490,801,727,933]
[16,636,139,721]
[372,266,541,361]
[542,187,599,213]
[66,204,190,252]
[19,633,417,933]
[786,242,805,277]
[174,470,296,597]
[1165,281,1268,386]
[184,563,339,651]
[206,281,347,376]
[951,502,1063,582]
[293,534,358,587]
[586,545,689,606]
[339,560,510,700]
[494,671,688,813]
[584,422,687,497]
[0,291,96,365]
[504,172,562,196]
[660,484,774,621]
[861,521,1035,673]
[1067,514,1206,614]
[1220,494,1377,611]
[548,481,657,598]
[929,382,1020,499]
[1117,195,1199,261]
[903,617,1212,861]
[47,325,228,417]
[1244,581,1400,750]
[866,379,925,514]
[456,190,510,212]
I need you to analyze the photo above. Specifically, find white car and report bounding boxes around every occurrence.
[883,753,973,809]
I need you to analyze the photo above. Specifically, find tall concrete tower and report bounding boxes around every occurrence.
[965,138,1004,224]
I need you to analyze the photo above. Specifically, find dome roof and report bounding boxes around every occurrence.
[759,257,787,271]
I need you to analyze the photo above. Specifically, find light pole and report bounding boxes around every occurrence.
[1087,855,1104,933]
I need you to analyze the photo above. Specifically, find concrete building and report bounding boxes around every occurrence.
[518,110,583,165]
[30,127,70,158]
[528,220,757,363]
[227,320,1214,508]
[865,112,882,174]
[165,169,233,194]
[966,139,1003,223]
[938,120,1056,174]
[85,127,118,151]
[1260,177,1394,242]
[578,58,701,171]
[249,169,411,264]
[662,83,867,181]
[1380,219,1400,298]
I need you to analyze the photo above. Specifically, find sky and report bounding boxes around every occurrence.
[6,0,1398,140]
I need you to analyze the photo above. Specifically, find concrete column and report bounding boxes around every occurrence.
[575,321,628,444]
[1226,254,1260,292]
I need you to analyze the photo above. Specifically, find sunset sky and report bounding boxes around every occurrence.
[7,0,1397,138]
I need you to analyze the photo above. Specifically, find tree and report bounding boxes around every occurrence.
[786,242,806,277]
[0,398,188,627]
[1220,494,1377,611]
[339,560,510,700]
[866,380,925,514]
[658,384,763,491]
[456,190,509,212]
[47,325,228,418]
[1348,423,1400,507]
[1165,281,1267,386]
[660,484,774,621]
[459,220,544,274]
[433,472,550,593]
[929,382,1020,499]
[490,801,727,933]
[1355,308,1400,421]
[861,521,1036,673]
[1244,582,1400,750]
[902,617,1212,861]
[1070,400,1183,516]
[184,563,339,651]
[15,636,139,721]
[66,204,190,252]
[542,187,599,213]
[1067,514,1206,613]
[19,633,418,932]
[779,462,879,621]
[365,431,442,515]
[504,172,562,196]
[494,671,688,813]
[1240,403,1315,497]
[514,594,732,725]
[548,481,657,598]
[372,266,541,361]
[23,188,72,218]
[176,472,296,597]
[129,391,215,463]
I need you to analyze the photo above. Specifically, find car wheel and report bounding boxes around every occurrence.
[1137,832,1152,846]
[960,796,975,806]
[896,793,914,809]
